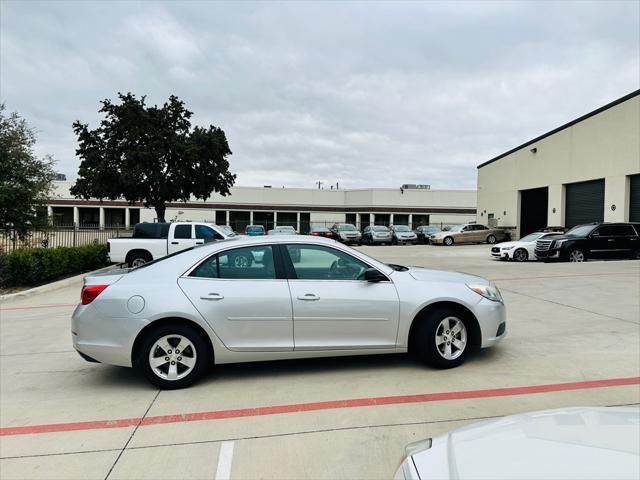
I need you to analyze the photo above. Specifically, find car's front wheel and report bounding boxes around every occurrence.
[568,249,586,262]
[513,248,528,262]
[411,307,470,369]
[137,323,210,389]
[443,236,454,246]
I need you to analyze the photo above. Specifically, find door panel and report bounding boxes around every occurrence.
[169,224,197,254]
[283,244,400,350]
[178,245,293,351]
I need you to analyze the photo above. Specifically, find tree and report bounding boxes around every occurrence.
[70,93,235,222]
[0,104,56,235]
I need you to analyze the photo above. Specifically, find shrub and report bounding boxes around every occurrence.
[0,244,109,287]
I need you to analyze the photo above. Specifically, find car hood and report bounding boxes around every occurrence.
[408,267,489,286]
[411,407,640,480]
[495,241,521,248]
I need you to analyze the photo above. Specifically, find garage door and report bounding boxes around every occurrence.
[630,174,640,222]
[565,179,605,228]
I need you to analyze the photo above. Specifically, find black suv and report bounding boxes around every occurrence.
[535,222,640,262]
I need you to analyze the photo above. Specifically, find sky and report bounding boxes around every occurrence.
[1,1,638,190]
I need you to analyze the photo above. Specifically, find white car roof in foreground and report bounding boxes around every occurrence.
[411,406,640,480]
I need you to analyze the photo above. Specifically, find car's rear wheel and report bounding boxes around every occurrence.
[631,249,640,260]
[138,323,210,389]
[127,250,152,268]
[487,235,497,244]
[443,236,454,246]
[513,248,528,262]
[568,249,586,262]
[411,307,470,369]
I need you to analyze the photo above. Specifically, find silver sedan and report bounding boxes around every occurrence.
[72,236,506,389]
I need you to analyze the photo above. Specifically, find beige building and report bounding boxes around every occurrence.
[47,182,476,232]
[477,90,640,239]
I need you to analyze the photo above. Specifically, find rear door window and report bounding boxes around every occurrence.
[174,225,192,239]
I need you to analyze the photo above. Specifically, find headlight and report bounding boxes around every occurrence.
[554,239,568,247]
[501,246,514,250]
[467,283,503,302]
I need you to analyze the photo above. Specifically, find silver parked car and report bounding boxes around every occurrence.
[72,236,506,388]
[395,406,640,480]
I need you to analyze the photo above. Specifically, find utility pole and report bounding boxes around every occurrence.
[316,180,323,190]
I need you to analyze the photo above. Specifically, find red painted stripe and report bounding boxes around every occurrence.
[1,376,638,437]
[1,303,76,312]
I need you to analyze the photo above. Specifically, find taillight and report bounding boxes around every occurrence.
[81,285,108,305]
[311,232,319,236]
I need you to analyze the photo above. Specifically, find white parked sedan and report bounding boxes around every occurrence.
[490,231,561,262]
[72,236,506,389]
[395,406,640,480]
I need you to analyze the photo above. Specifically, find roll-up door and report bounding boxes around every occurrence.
[565,179,605,228]
[630,174,640,222]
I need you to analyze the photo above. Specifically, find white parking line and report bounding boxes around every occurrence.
[215,441,235,480]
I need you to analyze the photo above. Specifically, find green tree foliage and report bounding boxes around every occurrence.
[0,104,56,235]
[70,93,236,222]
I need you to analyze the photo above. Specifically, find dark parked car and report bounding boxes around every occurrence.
[330,223,362,245]
[415,225,441,244]
[362,225,392,245]
[309,226,333,238]
[535,222,640,262]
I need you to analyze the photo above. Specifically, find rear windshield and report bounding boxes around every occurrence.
[372,226,389,232]
[338,224,357,231]
[133,223,170,238]
[246,226,264,232]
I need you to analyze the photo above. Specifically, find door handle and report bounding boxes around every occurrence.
[608,239,615,242]
[297,293,320,301]
[195,241,204,245]
[171,241,179,245]
[200,293,224,301]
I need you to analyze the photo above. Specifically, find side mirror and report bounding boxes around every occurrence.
[364,268,387,282]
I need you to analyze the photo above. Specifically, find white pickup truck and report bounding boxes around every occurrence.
[108,222,235,267]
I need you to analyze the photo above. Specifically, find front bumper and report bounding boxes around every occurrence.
[474,297,507,348]
[534,248,561,261]
[491,247,511,259]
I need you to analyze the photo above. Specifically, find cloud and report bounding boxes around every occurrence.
[1,0,638,191]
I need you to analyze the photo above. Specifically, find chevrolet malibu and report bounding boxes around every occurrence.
[72,236,506,389]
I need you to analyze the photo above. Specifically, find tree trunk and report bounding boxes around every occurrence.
[154,204,166,223]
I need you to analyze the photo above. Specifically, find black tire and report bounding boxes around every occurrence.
[127,250,153,268]
[567,249,586,263]
[392,237,398,245]
[486,235,497,244]
[137,323,210,389]
[410,306,472,369]
[443,236,454,246]
[513,248,528,262]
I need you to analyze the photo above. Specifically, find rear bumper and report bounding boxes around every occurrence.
[370,237,391,243]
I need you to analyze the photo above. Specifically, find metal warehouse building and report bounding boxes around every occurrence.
[47,182,476,232]
[476,90,640,238]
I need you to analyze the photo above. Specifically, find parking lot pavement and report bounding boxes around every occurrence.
[1,245,639,479]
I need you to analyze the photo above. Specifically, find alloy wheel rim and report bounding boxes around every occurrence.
[149,334,197,381]
[488,236,496,244]
[515,249,527,261]
[435,316,467,360]
[444,238,453,245]
[569,250,584,262]
[131,258,147,267]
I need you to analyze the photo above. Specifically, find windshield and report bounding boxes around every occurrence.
[372,226,389,232]
[393,225,411,232]
[519,233,543,242]
[338,224,357,231]
[449,225,464,233]
[565,225,596,237]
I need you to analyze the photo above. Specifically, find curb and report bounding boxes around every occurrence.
[0,265,121,301]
